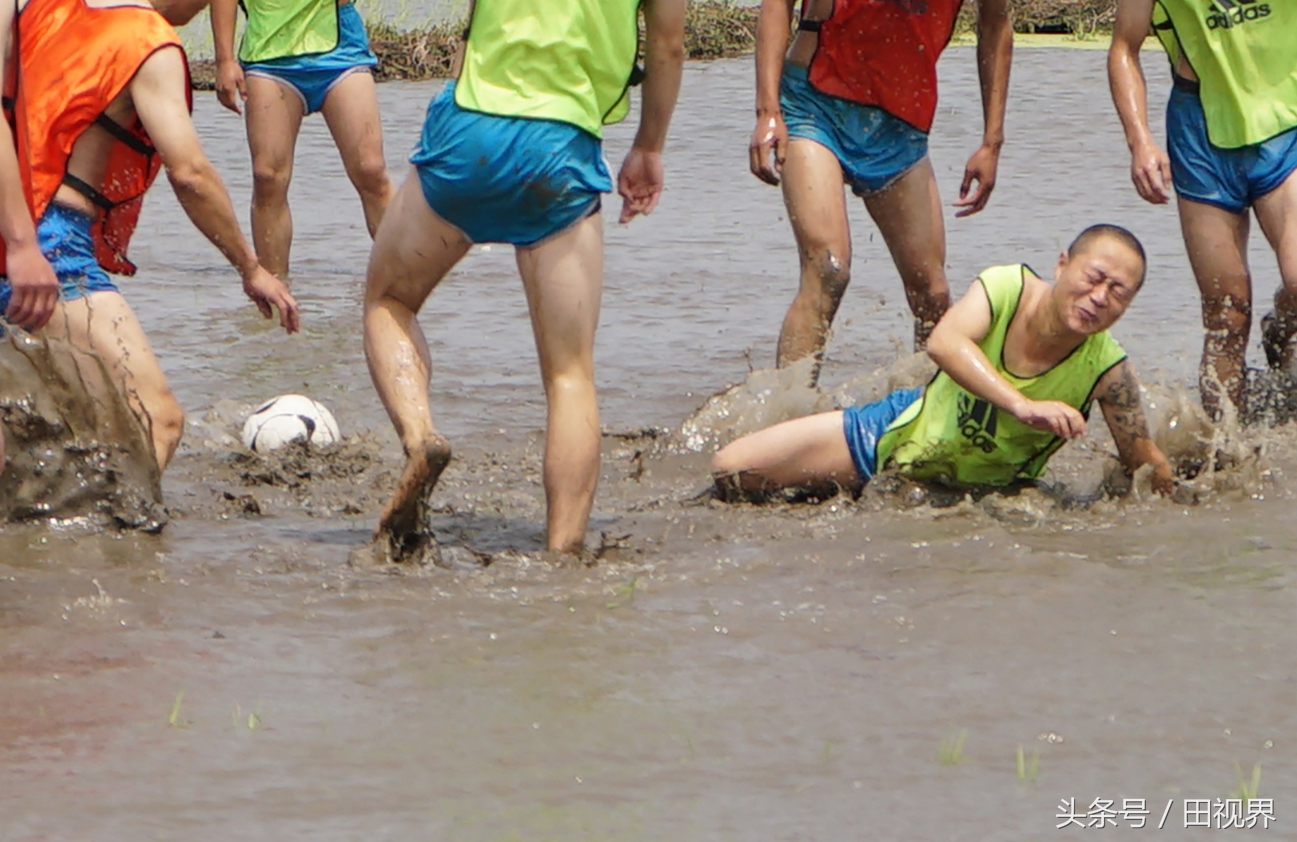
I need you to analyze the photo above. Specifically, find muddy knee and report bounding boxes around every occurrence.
[154,399,185,450]
[251,162,291,203]
[351,155,390,199]
[798,251,851,315]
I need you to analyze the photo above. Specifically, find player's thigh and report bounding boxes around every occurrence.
[49,292,175,412]
[781,138,852,262]
[862,157,945,281]
[715,411,857,487]
[515,211,604,378]
[244,74,306,178]
[1254,166,1297,289]
[1177,196,1252,302]
[320,71,386,177]
[365,168,470,312]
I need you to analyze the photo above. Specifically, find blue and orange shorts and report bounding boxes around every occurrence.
[410,81,612,247]
[780,65,930,197]
[842,387,923,482]
[242,2,378,115]
[1166,77,1297,215]
[0,203,118,317]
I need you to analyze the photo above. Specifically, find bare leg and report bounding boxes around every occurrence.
[1178,196,1251,417]
[515,212,604,553]
[320,70,394,238]
[776,138,852,377]
[711,410,859,496]
[1253,167,1297,369]
[363,170,471,547]
[863,158,949,350]
[245,75,305,278]
[44,292,184,471]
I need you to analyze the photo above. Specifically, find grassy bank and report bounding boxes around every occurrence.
[190,0,1117,90]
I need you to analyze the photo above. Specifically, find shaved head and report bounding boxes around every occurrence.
[1067,224,1147,287]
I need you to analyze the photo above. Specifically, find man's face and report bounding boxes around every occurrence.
[1053,238,1144,335]
[156,0,211,26]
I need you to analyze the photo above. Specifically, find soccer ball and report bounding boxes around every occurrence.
[241,394,340,452]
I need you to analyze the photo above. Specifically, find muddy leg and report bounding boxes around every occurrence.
[863,157,950,351]
[776,138,852,380]
[516,211,604,554]
[245,74,305,279]
[711,409,860,498]
[320,70,394,238]
[46,292,184,472]
[1178,196,1251,418]
[1253,168,1297,372]
[362,170,470,553]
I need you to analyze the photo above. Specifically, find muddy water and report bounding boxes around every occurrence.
[4,48,1296,840]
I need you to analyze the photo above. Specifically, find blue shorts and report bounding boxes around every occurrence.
[411,81,613,247]
[842,387,923,483]
[1167,78,1297,215]
[0,203,118,315]
[780,65,929,197]
[242,2,377,115]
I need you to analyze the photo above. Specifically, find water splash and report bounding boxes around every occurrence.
[0,330,162,529]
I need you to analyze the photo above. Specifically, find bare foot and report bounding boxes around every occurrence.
[374,434,452,559]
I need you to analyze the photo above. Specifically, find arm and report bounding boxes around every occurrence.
[1108,0,1172,204]
[0,4,59,331]
[1095,359,1175,494]
[748,0,796,185]
[211,0,246,114]
[926,281,1087,439]
[130,47,299,333]
[954,0,1012,217]
[617,0,686,223]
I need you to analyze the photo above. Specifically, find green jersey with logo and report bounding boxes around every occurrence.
[454,0,640,138]
[1152,0,1297,148]
[238,0,339,64]
[874,264,1127,488]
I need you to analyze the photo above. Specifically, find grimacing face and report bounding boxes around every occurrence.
[1052,238,1144,336]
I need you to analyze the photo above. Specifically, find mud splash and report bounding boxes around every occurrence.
[677,355,1280,517]
[0,330,162,530]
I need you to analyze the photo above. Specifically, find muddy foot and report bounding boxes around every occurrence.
[377,434,452,541]
[349,530,442,569]
[542,545,599,568]
[1261,311,1296,372]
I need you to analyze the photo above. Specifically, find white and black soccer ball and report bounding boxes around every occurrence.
[241,394,340,452]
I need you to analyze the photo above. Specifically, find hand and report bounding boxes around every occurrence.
[1013,399,1087,439]
[4,240,59,332]
[617,146,665,224]
[242,265,300,333]
[1129,141,1172,204]
[953,143,1000,217]
[215,60,246,115]
[748,111,788,186]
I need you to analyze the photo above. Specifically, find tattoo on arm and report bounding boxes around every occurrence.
[1100,363,1153,465]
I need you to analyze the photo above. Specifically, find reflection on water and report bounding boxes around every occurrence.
[3,49,1295,839]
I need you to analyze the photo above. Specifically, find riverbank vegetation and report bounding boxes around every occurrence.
[190,0,1118,90]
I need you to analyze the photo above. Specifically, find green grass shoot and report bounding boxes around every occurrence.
[938,729,967,765]
[168,691,185,728]
[233,703,261,731]
[1231,763,1261,800]
[1017,744,1040,782]
[605,577,638,609]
